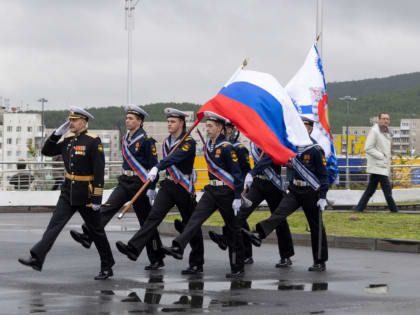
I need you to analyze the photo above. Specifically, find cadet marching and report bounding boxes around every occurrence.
[18,106,330,279]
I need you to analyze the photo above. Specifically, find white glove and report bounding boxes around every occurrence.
[54,121,70,136]
[244,173,253,189]
[147,166,159,182]
[146,189,157,206]
[232,199,241,216]
[317,198,327,212]
[91,204,101,211]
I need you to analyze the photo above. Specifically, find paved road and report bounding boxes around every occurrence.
[1,213,420,314]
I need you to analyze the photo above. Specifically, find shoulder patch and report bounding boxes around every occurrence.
[239,144,244,149]
[146,135,151,139]
[223,143,228,147]
[85,133,98,138]
[98,144,103,152]
[182,143,191,152]
[151,144,157,156]
[231,151,238,162]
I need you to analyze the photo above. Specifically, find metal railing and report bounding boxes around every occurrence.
[0,161,419,191]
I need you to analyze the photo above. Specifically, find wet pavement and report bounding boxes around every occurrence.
[1,213,420,314]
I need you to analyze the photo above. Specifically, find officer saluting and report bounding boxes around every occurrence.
[18,107,115,279]
[242,115,329,272]
[69,105,165,271]
[162,112,245,278]
[116,108,204,275]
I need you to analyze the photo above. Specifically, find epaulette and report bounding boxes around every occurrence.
[146,135,151,139]
[64,133,75,138]
[185,137,193,141]
[86,133,98,138]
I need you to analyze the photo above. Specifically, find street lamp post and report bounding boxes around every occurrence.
[37,98,48,161]
[339,96,357,189]
[124,0,140,105]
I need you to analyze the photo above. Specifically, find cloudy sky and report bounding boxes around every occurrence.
[1,0,419,110]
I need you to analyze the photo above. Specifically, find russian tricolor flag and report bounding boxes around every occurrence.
[197,69,312,165]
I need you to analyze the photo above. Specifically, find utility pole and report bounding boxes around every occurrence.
[124,0,140,105]
[37,98,48,161]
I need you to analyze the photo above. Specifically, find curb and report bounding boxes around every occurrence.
[157,221,420,254]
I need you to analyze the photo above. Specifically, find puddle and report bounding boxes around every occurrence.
[365,284,388,295]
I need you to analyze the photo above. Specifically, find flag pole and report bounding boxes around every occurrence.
[315,0,324,58]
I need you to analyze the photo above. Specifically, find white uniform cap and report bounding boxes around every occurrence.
[68,106,94,120]
[125,105,148,118]
[164,108,189,119]
[203,111,230,124]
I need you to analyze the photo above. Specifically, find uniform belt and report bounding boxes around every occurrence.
[292,179,308,187]
[65,172,94,181]
[123,170,135,176]
[255,174,269,180]
[209,179,226,186]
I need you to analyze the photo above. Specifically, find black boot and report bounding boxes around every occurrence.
[115,241,139,261]
[94,268,113,280]
[241,228,262,247]
[208,231,228,250]
[144,260,165,270]
[275,257,292,268]
[225,269,245,279]
[162,245,183,260]
[181,265,203,275]
[308,262,326,272]
[243,257,254,265]
[18,255,42,271]
[70,230,92,249]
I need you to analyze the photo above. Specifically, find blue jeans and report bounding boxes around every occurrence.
[355,174,398,212]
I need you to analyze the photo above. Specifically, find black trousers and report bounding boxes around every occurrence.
[355,173,398,212]
[256,184,328,264]
[31,193,114,269]
[238,178,294,260]
[84,175,164,264]
[129,179,204,267]
[174,185,244,272]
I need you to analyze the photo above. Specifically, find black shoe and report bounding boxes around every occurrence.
[70,230,92,249]
[225,269,245,279]
[390,210,399,213]
[18,256,42,271]
[241,228,262,247]
[174,219,185,233]
[243,257,254,265]
[181,265,203,275]
[161,246,183,260]
[94,268,113,280]
[115,241,138,261]
[144,261,165,270]
[275,258,292,268]
[208,231,228,251]
[308,262,326,272]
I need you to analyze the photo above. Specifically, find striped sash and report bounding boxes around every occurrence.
[162,136,196,193]
[250,142,284,191]
[289,145,321,190]
[121,132,148,183]
[204,140,235,190]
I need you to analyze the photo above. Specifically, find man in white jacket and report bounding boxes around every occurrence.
[354,113,398,213]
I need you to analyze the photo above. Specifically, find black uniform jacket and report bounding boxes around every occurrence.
[42,129,105,206]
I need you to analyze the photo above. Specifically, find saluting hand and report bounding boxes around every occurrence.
[54,121,70,136]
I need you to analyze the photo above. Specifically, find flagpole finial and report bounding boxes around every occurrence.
[315,33,321,45]
[241,58,248,69]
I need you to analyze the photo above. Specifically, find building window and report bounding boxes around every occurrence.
[27,152,32,158]
[7,138,12,144]
[38,126,43,132]
[7,126,12,132]
[7,151,12,157]
[16,138,21,145]
[16,126,21,132]
[27,127,32,132]
[16,151,21,157]
[7,164,12,169]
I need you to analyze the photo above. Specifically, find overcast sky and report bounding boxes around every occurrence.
[1,0,419,110]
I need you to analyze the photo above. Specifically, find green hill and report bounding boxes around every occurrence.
[35,72,420,134]
[327,72,420,100]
